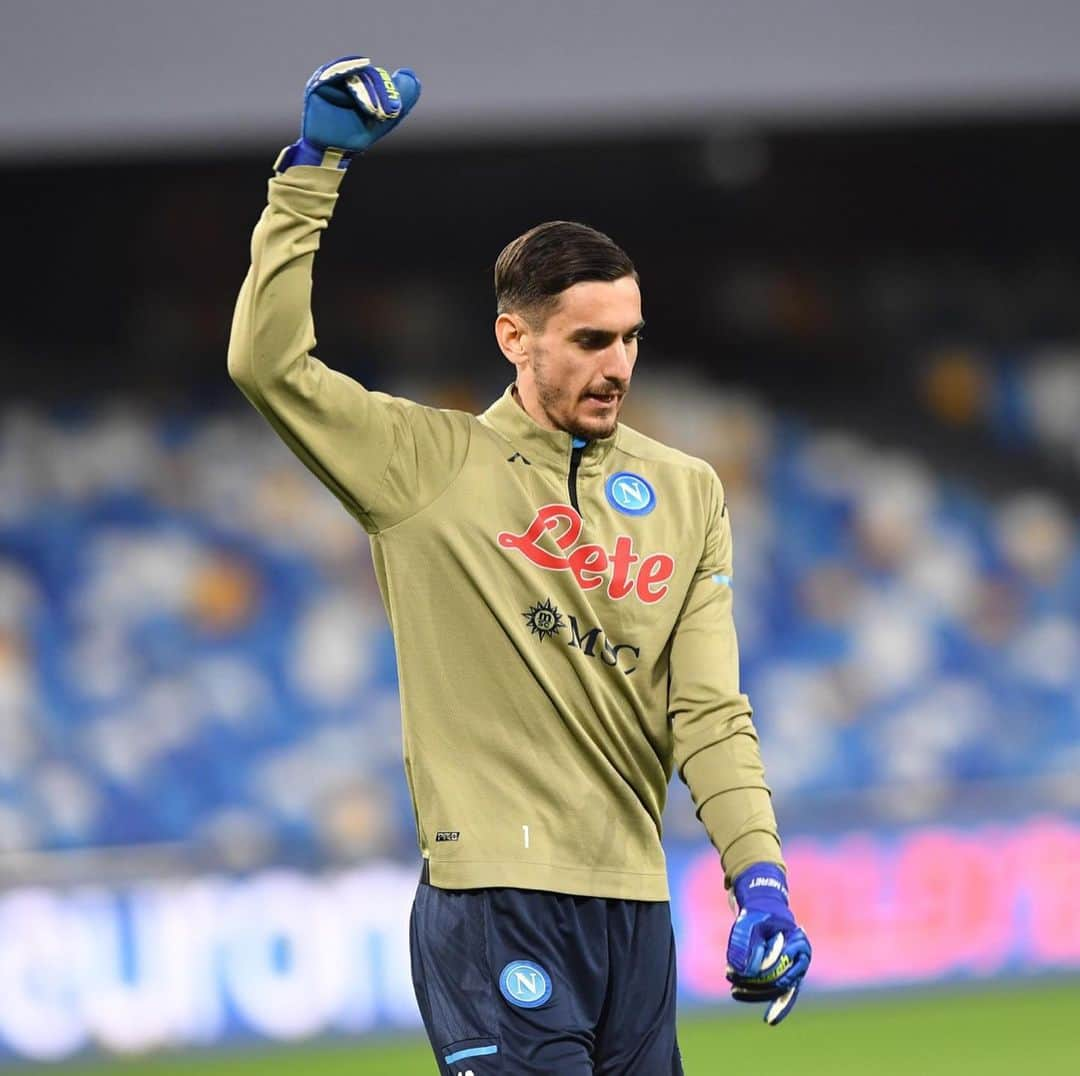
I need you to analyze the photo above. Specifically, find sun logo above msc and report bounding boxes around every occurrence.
[523,598,565,641]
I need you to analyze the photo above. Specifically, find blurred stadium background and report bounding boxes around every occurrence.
[2,2,1079,1071]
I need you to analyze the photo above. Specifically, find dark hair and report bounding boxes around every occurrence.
[494,221,637,326]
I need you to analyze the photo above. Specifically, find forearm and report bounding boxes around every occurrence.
[227,164,346,402]
[226,160,406,530]
[680,729,784,887]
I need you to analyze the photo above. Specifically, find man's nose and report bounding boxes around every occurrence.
[602,341,632,385]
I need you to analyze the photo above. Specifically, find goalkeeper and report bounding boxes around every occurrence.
[228,55,811,1075]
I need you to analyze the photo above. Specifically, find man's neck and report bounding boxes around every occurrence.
[511,383,558,433]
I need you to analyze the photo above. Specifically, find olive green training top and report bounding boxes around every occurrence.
[227,160,784,900]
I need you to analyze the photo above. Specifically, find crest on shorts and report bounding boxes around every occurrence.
[499,960,552,1008]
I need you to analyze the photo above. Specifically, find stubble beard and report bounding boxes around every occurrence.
[534,359,622,442]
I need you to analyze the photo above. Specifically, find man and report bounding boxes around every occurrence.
[228,56,810,1075]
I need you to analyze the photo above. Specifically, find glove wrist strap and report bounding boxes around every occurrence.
[275,139,355,173]
[733,862,789,910]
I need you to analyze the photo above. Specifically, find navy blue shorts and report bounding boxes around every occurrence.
[409,874,683,1075]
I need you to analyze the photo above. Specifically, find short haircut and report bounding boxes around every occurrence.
[494,221,637,327]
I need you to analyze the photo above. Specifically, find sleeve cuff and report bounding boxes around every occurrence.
[719,828,785,890]
[274,140,355,174]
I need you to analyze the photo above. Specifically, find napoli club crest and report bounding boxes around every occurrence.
[605,472,656,516]
[499,960,553,1008]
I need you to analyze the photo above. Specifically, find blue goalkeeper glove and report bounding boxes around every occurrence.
[726,863,812,1026]
[275,55,421,173]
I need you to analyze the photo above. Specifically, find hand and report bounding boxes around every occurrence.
[276,55,422,172]
[725,863,812,1026]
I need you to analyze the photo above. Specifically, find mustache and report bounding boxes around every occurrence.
[581,380,628,397]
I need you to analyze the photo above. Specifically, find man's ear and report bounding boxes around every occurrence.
[495,312,530,368]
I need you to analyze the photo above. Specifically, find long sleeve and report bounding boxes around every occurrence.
[227,163,471,533]
[669,469,784,887]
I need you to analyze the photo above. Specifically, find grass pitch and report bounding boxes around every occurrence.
[38,979,1078,1075]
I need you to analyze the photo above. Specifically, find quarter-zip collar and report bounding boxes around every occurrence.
[479,383,620,474]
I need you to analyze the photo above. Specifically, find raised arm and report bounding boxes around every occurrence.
[227,57,470,533]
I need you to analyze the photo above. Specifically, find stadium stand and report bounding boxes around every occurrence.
[2,374,1078,872]
[920,343,1080,474]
